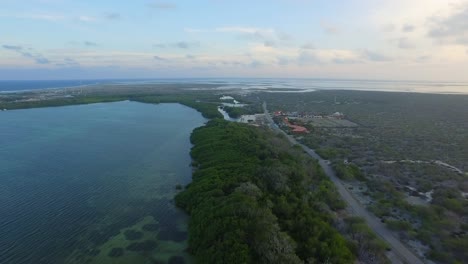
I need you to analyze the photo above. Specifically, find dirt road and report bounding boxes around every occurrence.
[263,102,424,264]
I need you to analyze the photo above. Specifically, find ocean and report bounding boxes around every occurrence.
[1,79,467,94]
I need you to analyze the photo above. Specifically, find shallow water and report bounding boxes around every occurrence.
[2,78,468,94]
[0,102,206,264]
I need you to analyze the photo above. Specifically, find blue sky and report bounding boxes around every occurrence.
[1,0,468,80]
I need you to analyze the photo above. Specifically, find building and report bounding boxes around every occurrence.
[239,115,257,123]
[330,112,345,119]
[239,114,267,125]
[283,117,309,134]
[273,111,284,116]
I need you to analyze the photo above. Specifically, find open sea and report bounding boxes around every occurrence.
[0,102,206,264]
[0,79,467,94]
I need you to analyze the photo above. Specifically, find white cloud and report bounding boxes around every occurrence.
[0,13,65,21]
[397,38,415,49]
[428,2,468,45]
[215,27,273,34]
[148,2,177,9]
[184,28,209,33]
[321,22,340,34]
[301,43,315,50]
[77,16,96,22]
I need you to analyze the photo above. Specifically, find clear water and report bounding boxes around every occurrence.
[0,101,206,264]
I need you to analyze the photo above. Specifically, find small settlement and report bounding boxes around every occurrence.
[219,95,268,126]
[274,110,357,129]
[238,114,268,126]
[282,117,309,134]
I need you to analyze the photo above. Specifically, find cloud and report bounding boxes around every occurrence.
[361,49,392,62]
[84,41,98,47]
[77,16,96,22]
[381,24,396,32]
[105,13,122,20]
[148,2,177,9]
[321,22,340,34]
[333,57,361,64]
[66,41,99,47]
[2,45,50,64]
[397,37,415,49]
[248,60,263,68]
[298,50,322,65]
[301,43,315,50]
[56,58,80,67]
[2,45,22,51]
[277,56,291,66]
[0,14,65,21]
[415,55,431,63]
[402,24,415,32]
[277,31,292,41]
[34,57,50,64]
[263,40,276,47]
[153,41,199,49]
[215,27,264,34]
[153,55,168,61]
[215,27,276,41]
[184,28,208,33]
[215,26,292,47]
[186,26,291,47]
[175,41,195,49]
[428,3,468,45]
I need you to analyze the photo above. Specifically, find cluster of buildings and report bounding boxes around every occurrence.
[273,110,345,120]
[238,114,268,126]
[282,117,309,134]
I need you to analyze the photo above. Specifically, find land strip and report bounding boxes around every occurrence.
[263,102,424,264]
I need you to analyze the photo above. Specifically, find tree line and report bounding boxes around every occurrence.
[176,120,354,263]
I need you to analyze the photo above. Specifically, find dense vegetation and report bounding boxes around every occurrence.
[333,161,366,181]
[222,105,249,118]
[0,91,223,119]
[255,90,468,263]
[176,120,354,263]
[222,103,262,118]
[133,94,222,119]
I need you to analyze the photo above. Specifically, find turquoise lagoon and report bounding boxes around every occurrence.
[0,102,206,264]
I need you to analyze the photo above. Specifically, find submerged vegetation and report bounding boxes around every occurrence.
[176,119,355,263]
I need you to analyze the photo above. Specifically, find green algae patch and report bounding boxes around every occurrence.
[65,214,192,264]
[123,230,144,241]
[108,248,124,258]
[126,240,158,252]
[149,240,192,264]
[142,223,159,232]
[66,216,157,264]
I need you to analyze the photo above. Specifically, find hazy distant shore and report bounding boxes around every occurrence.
[1,78,468,94]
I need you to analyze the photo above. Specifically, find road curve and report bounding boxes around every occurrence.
[262,102,424,264]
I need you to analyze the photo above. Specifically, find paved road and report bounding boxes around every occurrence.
[262,102,424,264]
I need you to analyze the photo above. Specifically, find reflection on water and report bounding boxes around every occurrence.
[0,102,206,264]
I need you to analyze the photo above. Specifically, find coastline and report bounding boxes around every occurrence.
[2,78,468,95]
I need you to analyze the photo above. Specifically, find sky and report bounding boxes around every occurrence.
[1,0,468,81]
